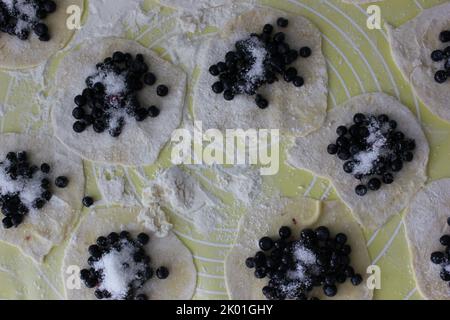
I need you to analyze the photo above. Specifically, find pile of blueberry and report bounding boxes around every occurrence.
[245,225,362,300]
[0,0,56,41]
[80,231,170,300]
[72,51,168,137]
[0,151,69,229]
[209,17,311,109]
[327,113,416,196]
[430,218,450,284]
[431,30,450,83]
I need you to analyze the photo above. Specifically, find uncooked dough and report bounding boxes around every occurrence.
[225,197,372,300]
[0,0,84,69]
[63,207,197,300]
[0,133,84,263]
[404,179,450,300]
[193,8,328,136]
[51,37,187,166]
[287,93,429,230]
[388,2,450,123]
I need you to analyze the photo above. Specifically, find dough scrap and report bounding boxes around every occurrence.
[0,0,83,69]
[51,37,187,166]
[225,197,372,300]
[63,207,197,300]
[0,133,84,262]
[387,2,450,123]
[404,179,450,300]
[287,93,429,230]
[193,7,328,136]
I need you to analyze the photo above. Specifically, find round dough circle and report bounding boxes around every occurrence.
[51,37,187,166]
[193,8,328,136]
[225,197,372,300]
[63,207,197,300]
[388,3,450,123]
[0,0,84,69]
[0,133,84,263]
[288,93,429,230]
[404,179,450,300]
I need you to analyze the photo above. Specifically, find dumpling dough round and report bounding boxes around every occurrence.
[0,0,84,69]
[0,133,84,263]
[63,207,196,300]
[193,8,328,136]
[51,37,187,166]
[388,3,450,123]
[288,93,429,230]
[404,179,450,300]
[225,197,372,300]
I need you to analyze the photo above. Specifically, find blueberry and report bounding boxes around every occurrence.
[217,62,227,73]
[112,51,125,62]
[11,214,23,227]
[391,159,403,172]
[74,95,87,107]
[441,235,450,246]
[255,96,269,109]
[137,233,150,245]
[277,17,288,28]
[79,269,90,281]
[156,85,169,97]
[2,217,13,229]
[212,81,224,94]
[135,294,148,300]
[254,267,267,279]
[448,217,450,227]
[259,237,274,251]
[43,1,57,13]
[31,197,45,209]
[435,70,448,83]
[72,107,85,120]
[143,73,156,86]
[73,121,86,133]
[279,226,291,239]
[431,50,445,62]
[382,173,394,185]
[343,161,354,174]
[401,152,414,162]
[327,144,338,155]
[368,178,381,191]
[82,196,94,207]
[223,90,234,101]
[33,23,48,37]
[323,285,337,297]
[245,257,255,268]
[441,269,450,281]
[293,76,304,87]
[39,163,50,174]
[336,126,347,136]
[96,236,108,247]
[299,47,312,58]
[273,32,285,43]
[335,233,347,245]
[315,226,330,241]
[440,30,450,43]
[55,176,69,188]
[353,113,366,124]
[156,266,169,279]
[351,274,363,286]
[283,67,297,82]
[337,150,350,161]
[355,185,367,196]
[431,251,444,264]
[148,106,160,118]
[263,24,273,34]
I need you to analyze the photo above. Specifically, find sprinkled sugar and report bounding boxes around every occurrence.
[0,159,45,212]
[93,239,146,300]
[353,118,389,176]
[238,36,268,92]
[2,0,40,33]
[280,243,318,296]
[91,70,127,97]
